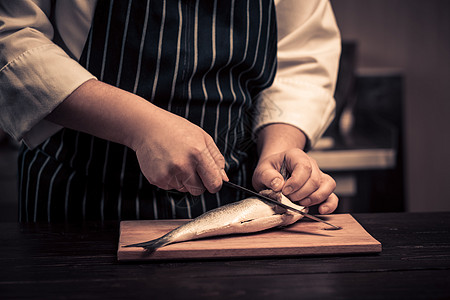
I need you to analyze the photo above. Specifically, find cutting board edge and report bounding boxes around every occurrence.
[117,242,382,261]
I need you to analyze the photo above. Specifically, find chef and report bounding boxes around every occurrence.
[0,0,340,222]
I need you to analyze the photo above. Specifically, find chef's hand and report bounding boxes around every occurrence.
[47,79,228,196]
[133,107,228,195]
[252,124,338,214]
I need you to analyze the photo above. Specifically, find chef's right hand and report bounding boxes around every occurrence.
[46,79,227,196]
[132,106,228,196]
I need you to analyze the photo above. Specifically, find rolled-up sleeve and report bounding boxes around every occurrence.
[0,0,95,148]
[253,0,341,150]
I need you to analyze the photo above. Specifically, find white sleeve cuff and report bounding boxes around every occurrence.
[253,77,336,150]
[0,43,95,148]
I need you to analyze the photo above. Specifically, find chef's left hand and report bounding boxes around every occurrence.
[252,124,338,214]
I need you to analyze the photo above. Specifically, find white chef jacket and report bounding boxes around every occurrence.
[0,0,341,150]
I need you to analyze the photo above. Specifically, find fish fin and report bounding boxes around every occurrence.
[123,237,171,253]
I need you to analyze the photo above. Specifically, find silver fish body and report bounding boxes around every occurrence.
[124,191,307,252]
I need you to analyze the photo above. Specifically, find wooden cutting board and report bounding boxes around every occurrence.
[117,214,381,261]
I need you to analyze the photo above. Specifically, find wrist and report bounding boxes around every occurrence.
[126,103,172,152]
[257,123,307,161]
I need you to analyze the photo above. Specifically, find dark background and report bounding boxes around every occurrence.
[330,0,450,212]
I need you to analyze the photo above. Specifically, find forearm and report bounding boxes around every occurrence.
[257,123,307,161]
[46,79,226,194]
[46,79,157,151]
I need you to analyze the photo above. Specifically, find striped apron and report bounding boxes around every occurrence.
[18,0,277,222]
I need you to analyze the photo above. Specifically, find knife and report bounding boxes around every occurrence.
[222,180,341,230]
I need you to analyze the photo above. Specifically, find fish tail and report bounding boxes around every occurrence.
[123,237,171,253]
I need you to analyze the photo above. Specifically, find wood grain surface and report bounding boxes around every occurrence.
[117,213,381,261]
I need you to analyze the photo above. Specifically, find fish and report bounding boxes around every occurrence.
[124,189,308,253]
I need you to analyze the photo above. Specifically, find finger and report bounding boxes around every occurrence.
[204,134,228,182]
[205,135,227,171]
[252,156,285,192]
[287,179,319,202]
[253,167,285,192]
[195,147,223,194]
[282,152,313,196]
[286,163,321,201]
[165,166,205,195]
[164,170,185,191]
[298,173,336,207]
[318,193,339,214]
[176,185,188,193]
[182,173,206,196]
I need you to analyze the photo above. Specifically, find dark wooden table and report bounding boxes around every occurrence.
[1,212,450,299]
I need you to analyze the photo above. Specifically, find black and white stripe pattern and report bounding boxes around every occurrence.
[18,0,277,222]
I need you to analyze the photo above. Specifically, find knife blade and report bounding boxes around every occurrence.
[222,180,341,230]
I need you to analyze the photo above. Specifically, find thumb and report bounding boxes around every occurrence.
[252,165,285,192]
